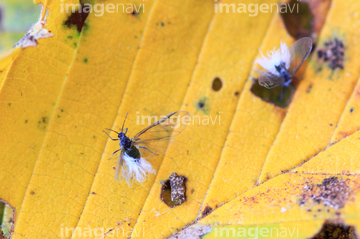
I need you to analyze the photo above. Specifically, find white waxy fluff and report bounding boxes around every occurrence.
[256,42,291,76]
[121,153,155,185]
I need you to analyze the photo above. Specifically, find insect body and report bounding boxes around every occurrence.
[275,62,292,87]
[104,111,189,184]
[256,37,313,98]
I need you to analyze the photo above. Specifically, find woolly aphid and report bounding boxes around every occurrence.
[104,111,189,185]
[256,37,312,97]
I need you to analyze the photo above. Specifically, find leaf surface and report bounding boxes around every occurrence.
[1,0,360,238]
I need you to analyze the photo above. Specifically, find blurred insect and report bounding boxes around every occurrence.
[104,111,190,184]
[256,37,313,100]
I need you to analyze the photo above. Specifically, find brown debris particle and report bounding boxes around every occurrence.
[201,205,213,218]
[298,177,353,210]
[311,221,358,239]
[160,173,187,208]
[64,4,90,33]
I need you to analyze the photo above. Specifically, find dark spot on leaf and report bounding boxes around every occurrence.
[234,91,240,96]
[91,192,96,195]
[307,83,313,93]
[350,107,354,113]
[30,191,35,195]
[251,80,295,108]
[131,10,139,16]
[160,173,187,208]
[311,221,357,239]
[7,103,11,107]
[161,22,165,27]
[37,116,48,130]
[201,205,213,218]
[61,109,64,112]
[212,77,222,91]
[280,0,313,39]
[195,97,209,114]
[67,35,73,39]
[317,38,345,71]
[24,120,28,124]
[64,4,90,33]
[83,58,88,63]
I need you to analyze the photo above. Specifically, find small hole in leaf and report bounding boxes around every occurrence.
[160,173,187,208]
[212,77,222,91]
[250,80,295,108]
[0,199,15,238]
[280,0,313,39]
[311,221,358,239]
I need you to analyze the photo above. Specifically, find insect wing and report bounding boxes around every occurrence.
[289,37,312,75]
[115,150,125,180]
[258,71,284,89]
[132,111,190,154]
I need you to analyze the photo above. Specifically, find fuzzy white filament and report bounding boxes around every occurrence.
[256,42,291,75]
[121,154,155,185]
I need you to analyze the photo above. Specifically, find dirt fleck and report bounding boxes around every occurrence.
[160,173,187,208]
[298,177,353,210]
[311,221,357,239]
[64,4,90,33]
[201,205,213,218]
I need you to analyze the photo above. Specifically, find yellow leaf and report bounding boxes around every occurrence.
[190,173,360,239]
[258,0,360,183]
[1,0,360,238]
